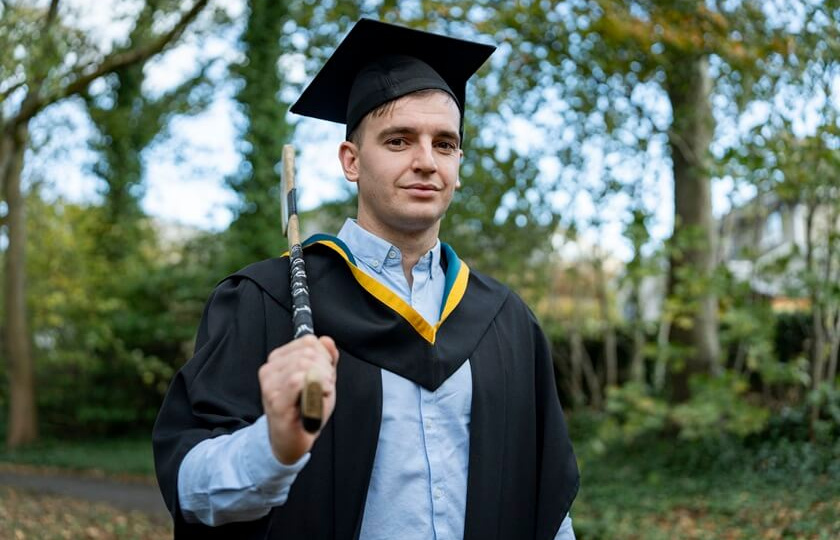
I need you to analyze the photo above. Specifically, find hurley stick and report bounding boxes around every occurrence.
[282,144,322,433]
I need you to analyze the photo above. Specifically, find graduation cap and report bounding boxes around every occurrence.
[290,18,496,139]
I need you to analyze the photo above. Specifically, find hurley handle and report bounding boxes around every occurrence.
[282,145,322,433]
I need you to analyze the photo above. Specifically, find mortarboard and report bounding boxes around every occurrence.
[290,18,496,139]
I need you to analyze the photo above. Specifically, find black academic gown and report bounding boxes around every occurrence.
[152,237,579,540]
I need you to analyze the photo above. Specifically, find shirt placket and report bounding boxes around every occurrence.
[414,258,447,539]
[421,387,448,540]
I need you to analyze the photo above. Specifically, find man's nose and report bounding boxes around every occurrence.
[411,141,437,173]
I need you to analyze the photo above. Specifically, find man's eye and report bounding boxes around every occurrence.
[386,138,405,148]
[437,141,457,151]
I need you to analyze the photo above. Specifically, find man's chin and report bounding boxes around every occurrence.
[389,214,443,235]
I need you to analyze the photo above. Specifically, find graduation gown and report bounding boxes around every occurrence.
[152,236,579,539]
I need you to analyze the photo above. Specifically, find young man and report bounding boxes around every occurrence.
[153,19,579,539]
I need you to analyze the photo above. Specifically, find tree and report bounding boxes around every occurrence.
[720,1,840,435]
[622,205,657,385]
[221,0,296,272]
[82,2,215,263]
[663,50,721,400]
[427,0,812,402]
[24,187,220,437]
[0,0,211,448]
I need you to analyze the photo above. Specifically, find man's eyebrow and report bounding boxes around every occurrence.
[377,126,461,143]
[377,126,417,139]
[435,129,461,142]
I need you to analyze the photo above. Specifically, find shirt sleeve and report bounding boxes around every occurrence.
[554,513,576,540]
[177,414,310,526]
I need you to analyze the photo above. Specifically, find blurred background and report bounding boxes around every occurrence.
[1,0,839,538]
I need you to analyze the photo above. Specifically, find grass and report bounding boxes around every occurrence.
[566,414,840,539]
[0,437,154,478]
[572,450,840,539]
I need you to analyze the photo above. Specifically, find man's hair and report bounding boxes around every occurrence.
[347,88,459,146]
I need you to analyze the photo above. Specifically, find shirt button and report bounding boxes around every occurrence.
[425,420,433,431]
[370,260,379,268]
[388,250,398,259]
[434,488,443,500]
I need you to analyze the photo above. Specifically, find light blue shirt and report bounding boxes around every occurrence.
[177,219,575,539]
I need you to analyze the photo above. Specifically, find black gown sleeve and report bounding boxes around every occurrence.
[152,276,287,529]
[531,311,580,540]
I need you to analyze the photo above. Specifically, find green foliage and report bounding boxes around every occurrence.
[21,191,216,436]
[718,271,812,389]
[672,373,770,439]
[807,382,840,438]
[447,139,558,298]
[569,415,840,539]
[598,382,669,443]
[0,436,154,477]
[597,372,770,443]
[0,2,93,105]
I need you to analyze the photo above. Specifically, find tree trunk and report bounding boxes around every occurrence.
[665,54,720,402]
[804,200,826,436]
[594,257,618,387]
[552,349,580,408]
[653,314,671,393]
[827,310,840,386]
[823,200,839,386]
[568,268,603,409]
[732,340,747,375]
[630,282,646,384]
[568,332,585,408]
[3,122,37,449]
[571,328,603,410]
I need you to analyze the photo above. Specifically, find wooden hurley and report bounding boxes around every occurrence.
[281,144,322,433]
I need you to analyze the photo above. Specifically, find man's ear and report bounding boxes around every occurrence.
[339,141,360,183]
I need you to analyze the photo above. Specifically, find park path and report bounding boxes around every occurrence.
[0,465,170,521]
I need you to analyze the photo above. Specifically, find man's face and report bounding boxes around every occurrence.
[339,91,462,242]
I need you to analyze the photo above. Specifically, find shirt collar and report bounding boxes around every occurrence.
[337,219,441,278]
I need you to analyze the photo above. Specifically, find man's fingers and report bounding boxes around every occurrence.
[262,371,306,411]
[267,334,337,365]
[260,337,336,403]
[267,334,320,362]
[261,356,326,392]
[260,334,337,426]
[263,347,334,382]
[318,336,340,365]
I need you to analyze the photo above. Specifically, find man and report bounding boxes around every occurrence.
[153,18,579,539]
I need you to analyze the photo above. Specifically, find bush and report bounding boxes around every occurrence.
[594,372,770,445]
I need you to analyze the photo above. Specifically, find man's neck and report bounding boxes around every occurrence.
[354,219,439,287]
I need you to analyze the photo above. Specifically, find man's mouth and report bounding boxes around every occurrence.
[403,184,440,191]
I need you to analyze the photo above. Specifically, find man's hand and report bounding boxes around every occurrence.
[259,335,340,465]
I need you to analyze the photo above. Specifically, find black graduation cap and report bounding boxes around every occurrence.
[290,18,496,139]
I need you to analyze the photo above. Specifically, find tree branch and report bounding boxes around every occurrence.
[10,0,209,128]
[0,78,27,105]
[45,0,59,28]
